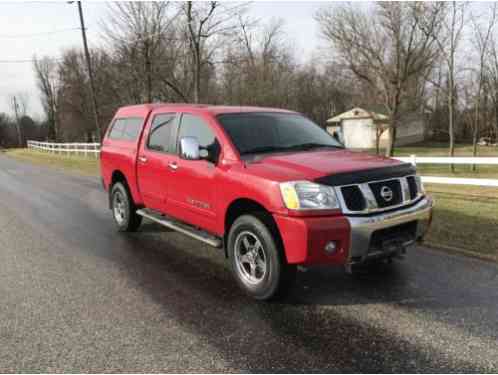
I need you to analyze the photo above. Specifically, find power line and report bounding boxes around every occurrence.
[0,27,82,38]
[0,59,38,63]
[0,58,63,64]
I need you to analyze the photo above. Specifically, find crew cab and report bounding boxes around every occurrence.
[100,104,433,300]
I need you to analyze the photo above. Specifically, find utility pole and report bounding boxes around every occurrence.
[12,96,23,147]
[76,1,101,142]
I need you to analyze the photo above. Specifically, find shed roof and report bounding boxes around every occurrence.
[326,107,389,123]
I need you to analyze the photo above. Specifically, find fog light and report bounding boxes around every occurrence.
[324,241,338,255]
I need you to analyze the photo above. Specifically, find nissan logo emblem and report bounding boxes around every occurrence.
[380,186,394,202]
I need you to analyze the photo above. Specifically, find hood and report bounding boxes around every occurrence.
[244,149,406,182]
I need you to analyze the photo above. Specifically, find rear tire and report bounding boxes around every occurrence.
[110,182,142,232]
[227,214,296,301]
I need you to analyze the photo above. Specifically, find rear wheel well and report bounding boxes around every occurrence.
[224,199,284,259]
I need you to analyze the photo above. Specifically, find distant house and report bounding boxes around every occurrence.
[326,107,425,149]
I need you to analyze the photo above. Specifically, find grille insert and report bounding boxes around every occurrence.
[369,179,403,208]
[406,176,418,200]
[341,185,366,211]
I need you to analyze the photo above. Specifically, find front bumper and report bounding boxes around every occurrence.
[346,196,433,264]
[273,196,433,266]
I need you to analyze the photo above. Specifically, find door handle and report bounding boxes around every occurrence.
[138,156,147,163]
[168,162,178,171]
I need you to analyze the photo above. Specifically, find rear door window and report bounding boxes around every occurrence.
[147,113,177,153]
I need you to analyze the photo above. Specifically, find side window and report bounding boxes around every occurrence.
[147,113,176,153]
[178,114,219,161]
[108,117,143,141]
[108,119,126,140]
[122,118,143,141]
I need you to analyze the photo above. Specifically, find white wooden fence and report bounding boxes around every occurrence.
[27,140,100,158]
[25,141,498,187]
[395,155,498,187]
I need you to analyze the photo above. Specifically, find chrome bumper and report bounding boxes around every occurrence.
[346,196,433,263]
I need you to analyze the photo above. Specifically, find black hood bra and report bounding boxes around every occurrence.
[315,163,416,187]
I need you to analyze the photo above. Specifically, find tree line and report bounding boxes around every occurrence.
[1,2,497,157]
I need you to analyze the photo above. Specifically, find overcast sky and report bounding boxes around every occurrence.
[0,1,328,118]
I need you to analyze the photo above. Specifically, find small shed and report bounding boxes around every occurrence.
[326,107,425,149]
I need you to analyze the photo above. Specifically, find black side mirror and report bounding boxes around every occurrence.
[202,140,221,164]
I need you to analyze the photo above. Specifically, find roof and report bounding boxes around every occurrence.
[116,103,297,117]
[326,107,389,123]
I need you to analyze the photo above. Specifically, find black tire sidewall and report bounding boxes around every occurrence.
[111,182,132,231]
[228,215,285,300]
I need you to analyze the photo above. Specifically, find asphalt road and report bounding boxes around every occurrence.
[0,154,497,373]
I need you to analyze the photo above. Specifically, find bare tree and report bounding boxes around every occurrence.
[7,92,32,146]
[488,38,498,141]
[182,1,246,103]
[374,122,389,156]
[102,2,183,103]
[225,17,295,107]
[315,3,441,156]
[470,4,497,166]
[33,57,59,141]
[421,2,467,168]
[8,95,23,146]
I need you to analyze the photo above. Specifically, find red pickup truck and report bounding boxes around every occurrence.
[100,104,433,300]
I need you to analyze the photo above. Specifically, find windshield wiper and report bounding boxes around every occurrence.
[241,143,342,155]
[240,145,291,155]
[285,142,342,150]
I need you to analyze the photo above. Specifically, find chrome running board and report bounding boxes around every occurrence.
[136,209,222,248]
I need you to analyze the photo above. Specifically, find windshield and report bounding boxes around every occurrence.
[217,112,343,155]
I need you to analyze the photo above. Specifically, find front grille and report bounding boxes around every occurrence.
[341,185,366,211]
[406,176,418,200]
[369,179,403,208]
[324,174,422,214]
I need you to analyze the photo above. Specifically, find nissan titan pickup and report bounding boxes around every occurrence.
[100,104,433,300]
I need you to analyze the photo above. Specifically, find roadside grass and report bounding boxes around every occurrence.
[4,148,99,176]
[390,142,498,256]
[425,184,498,257]
[3,146,497,259]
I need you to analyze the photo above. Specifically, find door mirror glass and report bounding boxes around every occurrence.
[180,136,201,160]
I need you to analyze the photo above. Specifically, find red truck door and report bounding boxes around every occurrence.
[165,113,219,233]
[136,112,178,212]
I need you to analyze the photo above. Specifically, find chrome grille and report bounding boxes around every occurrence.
[335,175,422,215]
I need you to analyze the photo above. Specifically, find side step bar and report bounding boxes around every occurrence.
[136,209,222,248]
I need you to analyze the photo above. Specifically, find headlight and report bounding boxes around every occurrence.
[279,181,340,210]
[415,175,425,194]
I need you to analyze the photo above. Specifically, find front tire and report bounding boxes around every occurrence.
[227,214,296,300]
[110,182,142,232]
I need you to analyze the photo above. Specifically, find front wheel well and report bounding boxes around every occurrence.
[224,198,284,259]
[111,170,128,187]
